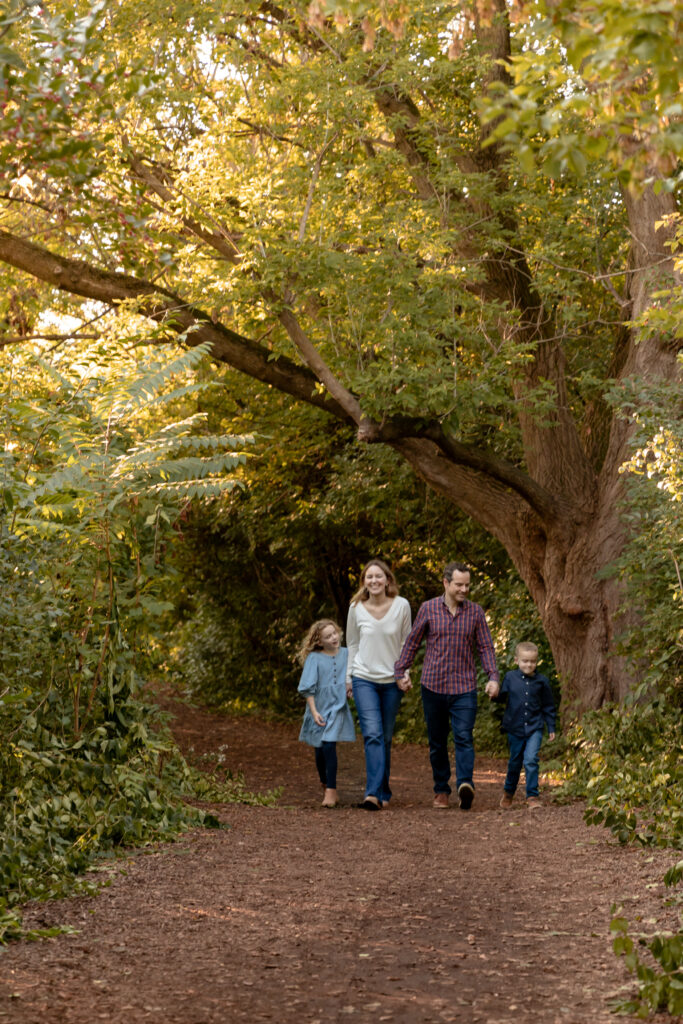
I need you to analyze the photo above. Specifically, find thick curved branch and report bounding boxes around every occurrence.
[390,436,550,575]
[372,88,438,202]
[0,229,574,522]
[0,229,350,419]
[368,40,595,498]
[425,424,562,524]
[364,416,563,524]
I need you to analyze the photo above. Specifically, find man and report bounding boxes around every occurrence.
[395,562,499,810]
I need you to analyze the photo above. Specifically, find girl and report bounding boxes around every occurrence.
[297,619,355,808]
[346,559,412,810]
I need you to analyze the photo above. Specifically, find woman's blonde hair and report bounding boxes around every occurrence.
[296,619,342,666]
[350,559,399,606]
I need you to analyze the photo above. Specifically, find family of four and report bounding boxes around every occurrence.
[297,559,556,811]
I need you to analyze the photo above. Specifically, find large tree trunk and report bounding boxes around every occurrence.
[388,437,630,709]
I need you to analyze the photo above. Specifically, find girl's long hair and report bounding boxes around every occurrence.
[350,559,399,606]
[296,619,342,666]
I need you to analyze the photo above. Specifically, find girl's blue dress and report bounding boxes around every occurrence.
[298,648,356,747]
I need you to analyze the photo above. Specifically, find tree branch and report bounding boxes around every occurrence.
[0,331,99,347]
[126,152,243,264]
[390,436,550,573]
[297,131,339,242]
[278,306,365,424]
[364,415,562,525]
[0,229,350,419]
[0,227,572,522]
[426,423,563,524]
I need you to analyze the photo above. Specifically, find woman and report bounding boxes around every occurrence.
[346,559,412,810]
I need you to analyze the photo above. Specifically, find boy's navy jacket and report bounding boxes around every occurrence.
[496,668,556,738]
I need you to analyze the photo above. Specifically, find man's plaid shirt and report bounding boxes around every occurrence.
[394,597,498,694]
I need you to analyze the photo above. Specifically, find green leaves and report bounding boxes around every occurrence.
[0,339,258,941]
[610,907,683,1017]
[562,680,682,1015]
[479,0,683,186]
[0,0,115,184]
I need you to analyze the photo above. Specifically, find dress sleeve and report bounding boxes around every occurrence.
[346,604,359,685]
[297,654,319,697]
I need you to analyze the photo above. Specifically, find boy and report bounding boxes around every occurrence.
[495,641,556,810]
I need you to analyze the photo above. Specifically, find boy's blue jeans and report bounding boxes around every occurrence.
[504,729,543,798]
[421,686,478,794]
[351,677,403,803]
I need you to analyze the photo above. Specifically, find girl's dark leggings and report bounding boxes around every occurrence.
[315,741,337,789]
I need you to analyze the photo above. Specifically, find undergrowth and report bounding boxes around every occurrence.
[0,342,266,943]
[559,684,683,1017]
[0,680,279,944]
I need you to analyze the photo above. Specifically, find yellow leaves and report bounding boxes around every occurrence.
[361,16,376,52]
[307,1,326,32]
[508,0,529,27]
[307,0,409,50]
[474,0,498,30]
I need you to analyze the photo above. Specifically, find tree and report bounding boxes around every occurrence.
[0,0,680,709]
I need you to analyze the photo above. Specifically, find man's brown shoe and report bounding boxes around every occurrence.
[499,793,514,809]
[433,792,449,809]
[526,797,542,810]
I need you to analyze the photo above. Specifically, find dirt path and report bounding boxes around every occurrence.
[0,696,678,1024]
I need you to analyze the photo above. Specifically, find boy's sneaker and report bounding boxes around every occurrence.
[433,792,449,809]
[526,797,542,810]
[457,782,474,810]
[499,793,514,809]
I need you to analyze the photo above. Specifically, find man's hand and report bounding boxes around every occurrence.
[485,679,500,698]
[397,672,412,692]
[548,732,556,741]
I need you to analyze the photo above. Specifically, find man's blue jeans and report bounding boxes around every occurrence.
[504,729,543,798]
[352,677,403,803]
[421,686,477,794]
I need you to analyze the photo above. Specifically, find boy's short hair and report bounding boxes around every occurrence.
[515,641,539,658]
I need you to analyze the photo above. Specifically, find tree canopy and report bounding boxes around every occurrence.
[0,0,681,708]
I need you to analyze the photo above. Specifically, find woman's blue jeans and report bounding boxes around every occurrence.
[421,686,478,794]
[504,729,543,798]
[352,677,403,803]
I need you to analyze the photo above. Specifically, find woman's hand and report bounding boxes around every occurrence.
[312,709,326,727]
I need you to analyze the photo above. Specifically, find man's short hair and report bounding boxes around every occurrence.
[443,561,470,581]
[515,641,539,658]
